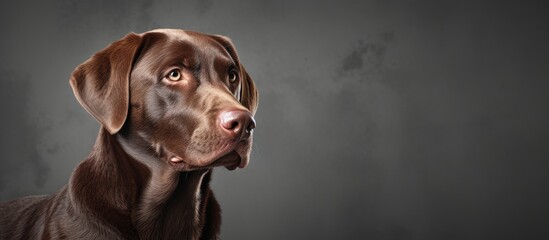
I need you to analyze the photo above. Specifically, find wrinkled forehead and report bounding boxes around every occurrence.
[140,29,235,67]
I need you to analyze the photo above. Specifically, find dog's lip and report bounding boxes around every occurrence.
[237,153,248,169]
[210,150,243,171]
[168,150,242,171]
[164,137,252,171]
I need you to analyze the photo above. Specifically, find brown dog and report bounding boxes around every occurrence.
[0,29,258,239]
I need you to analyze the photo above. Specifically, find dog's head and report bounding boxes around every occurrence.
[70,29,258,171]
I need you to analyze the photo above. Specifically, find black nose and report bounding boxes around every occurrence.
[219,110,256,140]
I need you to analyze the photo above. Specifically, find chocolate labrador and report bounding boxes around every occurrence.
[0,29,258,239]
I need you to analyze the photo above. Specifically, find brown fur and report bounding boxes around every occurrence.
[0,29,258,240]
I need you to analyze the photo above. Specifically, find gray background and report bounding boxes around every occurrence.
[1,0,548,239]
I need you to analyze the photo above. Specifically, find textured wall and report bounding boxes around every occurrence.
[1,1,548,239]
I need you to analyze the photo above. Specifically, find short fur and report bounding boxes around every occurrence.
[0,29,258,240]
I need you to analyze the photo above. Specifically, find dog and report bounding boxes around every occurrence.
[0,29,258,239]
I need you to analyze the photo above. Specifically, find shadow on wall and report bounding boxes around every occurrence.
[0,71,50,198]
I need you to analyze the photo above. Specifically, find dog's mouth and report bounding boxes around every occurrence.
[168,150,243,171]
[155,131,252,172]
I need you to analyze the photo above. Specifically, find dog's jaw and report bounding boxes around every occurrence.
[165,139,253,171]
[171,150,241,171]
[116,128,252,172]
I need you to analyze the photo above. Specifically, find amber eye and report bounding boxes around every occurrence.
[228,70,238,83]
[167,69,182,81]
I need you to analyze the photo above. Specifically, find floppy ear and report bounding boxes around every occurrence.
[240,69,258,114]
[70,33,143,134]
[209,35,259,114]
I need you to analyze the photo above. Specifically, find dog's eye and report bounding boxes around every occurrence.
[167,69,182,81]
[228,70,238,83]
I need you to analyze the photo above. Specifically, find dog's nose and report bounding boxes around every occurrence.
[220,110,256,140]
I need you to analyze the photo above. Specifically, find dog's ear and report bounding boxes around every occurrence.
[209,35,259,114]
[70,33,143,134]
[239,67,259,115]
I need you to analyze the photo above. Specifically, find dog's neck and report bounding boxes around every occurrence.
[69,128,211,239]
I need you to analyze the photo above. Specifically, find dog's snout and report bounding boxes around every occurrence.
[220,110,256,140]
